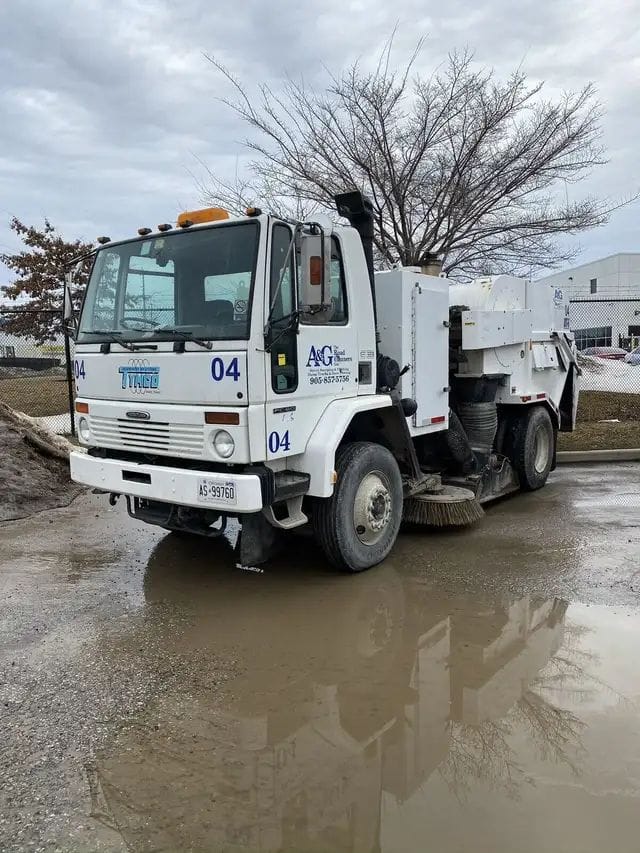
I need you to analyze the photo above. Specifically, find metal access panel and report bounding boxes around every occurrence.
[412,282,449,431]
[461,309,533,350]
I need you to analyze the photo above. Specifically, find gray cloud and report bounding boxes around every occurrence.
[1,0,638,284]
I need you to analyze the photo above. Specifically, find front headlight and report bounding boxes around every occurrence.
[213,429,235,458]
[78,417,91,443]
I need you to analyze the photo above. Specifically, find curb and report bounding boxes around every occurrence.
[557,448,640,464]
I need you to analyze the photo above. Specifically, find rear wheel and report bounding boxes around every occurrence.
[313,442,403,572]
[510,406,554,491]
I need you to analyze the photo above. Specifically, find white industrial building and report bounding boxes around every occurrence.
[538,253,640,350]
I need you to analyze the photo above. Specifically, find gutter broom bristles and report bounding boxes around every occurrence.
[403,486,484,528]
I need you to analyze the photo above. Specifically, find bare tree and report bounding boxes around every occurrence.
[202,40,623,278]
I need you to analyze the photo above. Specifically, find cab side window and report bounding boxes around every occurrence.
[328,237,348,324]
[269,224,298,393]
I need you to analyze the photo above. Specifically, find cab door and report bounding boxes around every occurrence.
[264,223,357,461]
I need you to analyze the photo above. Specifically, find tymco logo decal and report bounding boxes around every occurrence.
[118,359,160,393]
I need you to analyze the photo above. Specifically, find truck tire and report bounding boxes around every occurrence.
[313,442,403,572]
[511,406,554,491]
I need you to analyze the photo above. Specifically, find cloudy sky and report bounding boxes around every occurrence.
[0,0,638,287]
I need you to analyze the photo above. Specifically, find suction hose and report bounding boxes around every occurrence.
[456,402,498,468]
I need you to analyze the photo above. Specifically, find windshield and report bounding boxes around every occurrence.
[77,221,259,343]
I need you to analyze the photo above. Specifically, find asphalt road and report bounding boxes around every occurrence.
[1,464,639,852]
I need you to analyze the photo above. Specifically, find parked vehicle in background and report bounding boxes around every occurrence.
[581,346,628,360]
[624,347,640,365]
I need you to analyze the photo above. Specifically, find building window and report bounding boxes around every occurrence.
[590,278,597,295]
[574,326,612,350]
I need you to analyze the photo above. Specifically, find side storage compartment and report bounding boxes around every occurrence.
[374,269,450,435]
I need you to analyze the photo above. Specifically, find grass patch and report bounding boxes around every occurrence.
[558,421,640,451]
[0,376,71,417]
[558,390,640,451]
[576,391,639,422]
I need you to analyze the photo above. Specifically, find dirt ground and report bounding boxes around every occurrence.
[557,390,640,451]
[0,375,70,417]
[1,464,639,853]
[0,411,81,521]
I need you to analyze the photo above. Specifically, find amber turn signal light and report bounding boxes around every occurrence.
[204,411,240,425]
[309,256,323,285]
[75,402,89,414]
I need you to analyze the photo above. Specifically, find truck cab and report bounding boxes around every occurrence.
[70,204,400,558]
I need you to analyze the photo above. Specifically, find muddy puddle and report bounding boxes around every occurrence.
[79,537,640,853]
[2,467,640,852]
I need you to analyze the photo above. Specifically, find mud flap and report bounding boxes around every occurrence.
[236,511,282,568]
[557,343,580,432]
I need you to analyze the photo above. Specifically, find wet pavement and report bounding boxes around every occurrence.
[1,463,639,852]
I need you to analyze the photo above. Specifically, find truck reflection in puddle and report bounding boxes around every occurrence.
[86,537,582,852]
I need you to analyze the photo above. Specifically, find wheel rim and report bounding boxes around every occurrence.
[533,425,551,474]
[353,471,392,546]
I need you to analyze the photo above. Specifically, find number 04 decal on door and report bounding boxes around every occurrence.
[268,430,291,454]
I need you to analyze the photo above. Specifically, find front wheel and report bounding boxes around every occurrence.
[313,442,403,572]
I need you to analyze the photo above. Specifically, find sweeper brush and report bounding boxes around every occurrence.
[403,485,484,528]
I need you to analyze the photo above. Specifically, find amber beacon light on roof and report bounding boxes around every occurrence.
[177,207,230,228]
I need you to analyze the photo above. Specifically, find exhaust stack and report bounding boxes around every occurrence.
[420,252,442,277]
[334,190,377,330]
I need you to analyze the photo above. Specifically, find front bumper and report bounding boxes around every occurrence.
[70,451,264,513]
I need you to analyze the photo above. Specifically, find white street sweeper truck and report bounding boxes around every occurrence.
[67,191,579,571]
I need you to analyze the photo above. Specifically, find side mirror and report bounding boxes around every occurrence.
[63,273,78,338]
[298,225,332,320]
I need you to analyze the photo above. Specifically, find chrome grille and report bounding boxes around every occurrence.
[90,416,205,458]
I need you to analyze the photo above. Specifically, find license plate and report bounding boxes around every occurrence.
[197,478,237,505]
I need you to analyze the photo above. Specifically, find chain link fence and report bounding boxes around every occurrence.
[1,299,638,450]
[558,298,640,451]
[0,309,75,436]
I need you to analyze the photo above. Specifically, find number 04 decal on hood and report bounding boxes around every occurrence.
[211,356,240,382]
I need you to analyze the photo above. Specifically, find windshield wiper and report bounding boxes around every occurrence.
[264,310,300,353]
[153,328,213,350]
[86,330,156,351]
